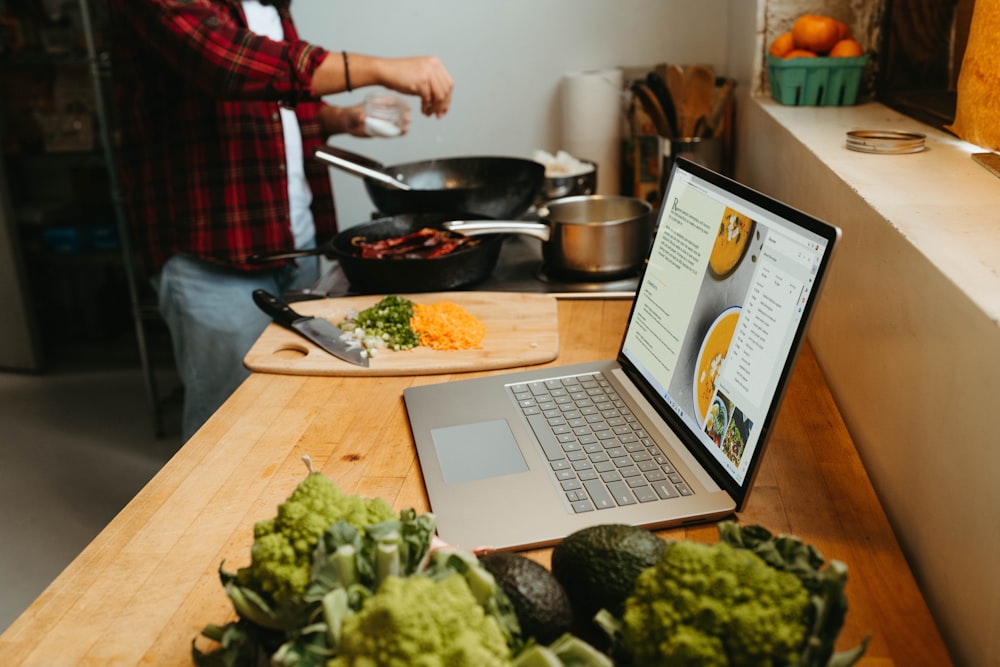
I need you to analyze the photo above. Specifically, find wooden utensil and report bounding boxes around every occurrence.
[664,63,686,114]
[680,64,715,138]
[707,78,736,137]
[645,71,678,138]
[631,81,672,138]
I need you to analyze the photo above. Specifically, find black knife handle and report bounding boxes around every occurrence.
[252,289,303,329]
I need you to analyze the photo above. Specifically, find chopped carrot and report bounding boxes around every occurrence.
[411,302,486,351]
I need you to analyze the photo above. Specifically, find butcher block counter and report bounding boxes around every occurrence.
[0,299,952,666]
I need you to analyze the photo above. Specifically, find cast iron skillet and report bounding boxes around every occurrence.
[315,146,545,220]
[249,212,504,294]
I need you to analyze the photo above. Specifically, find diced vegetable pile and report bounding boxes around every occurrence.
[338,295,485,357]
[411,301,486,351]
[338,295,420,355]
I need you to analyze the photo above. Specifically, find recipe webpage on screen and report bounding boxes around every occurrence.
[623,173,825,484]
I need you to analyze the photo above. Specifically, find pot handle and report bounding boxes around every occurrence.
[247,247,325,264]
[314,147,412,191]
[443,220,551,242]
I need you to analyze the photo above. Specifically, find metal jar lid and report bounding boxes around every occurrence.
[846,130,926,154]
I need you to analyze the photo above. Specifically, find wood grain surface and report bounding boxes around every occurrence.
[0,299,953,666]
[244,292,560,376]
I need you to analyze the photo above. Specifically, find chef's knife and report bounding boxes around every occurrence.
[252,289,369,367]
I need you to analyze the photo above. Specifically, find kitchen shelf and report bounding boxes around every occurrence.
[0,0,172,436]
[0,50,92,67]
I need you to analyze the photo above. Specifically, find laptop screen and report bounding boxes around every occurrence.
[619,157,839,506]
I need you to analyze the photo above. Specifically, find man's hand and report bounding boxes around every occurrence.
[312,52,453,119]
[376,55,453,118]
[319,102,412,138]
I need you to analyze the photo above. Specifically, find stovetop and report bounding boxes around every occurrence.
[303,235,639,300]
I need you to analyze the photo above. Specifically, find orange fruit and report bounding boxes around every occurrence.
[769,31,795,58]
[792,14,842,53]
[829,38,863,57]
[835,20,852,41]
[784,49,819,60]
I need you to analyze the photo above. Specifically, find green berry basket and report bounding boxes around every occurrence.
[767,54,868,106]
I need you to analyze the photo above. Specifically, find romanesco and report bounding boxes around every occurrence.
[328,573,513,667]
[237,472,397,606]
[619,540,809,667]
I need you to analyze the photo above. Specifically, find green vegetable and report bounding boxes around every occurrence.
[307,510,439,605]
[193,461,438,666]
[235,471,397,608]
[547,633,615,667]
[592,521,870,667]
[328,574,513,667]
[423,546,523,651]
[512,644,564,667]
[717,522,870,667]
[610,540,810,666]
[197,459,541,667]
[512,633,614,667]
[338,295,419,354]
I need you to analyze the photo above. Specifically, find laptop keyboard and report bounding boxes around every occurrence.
[508,372,693,513]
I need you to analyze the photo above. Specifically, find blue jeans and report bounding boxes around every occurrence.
[154,251,318,441]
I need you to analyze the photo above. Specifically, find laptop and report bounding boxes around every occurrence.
[403,157,841,551]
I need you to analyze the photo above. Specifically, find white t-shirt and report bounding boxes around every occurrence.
[242,0,315,250]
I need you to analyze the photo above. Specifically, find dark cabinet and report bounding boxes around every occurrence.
[0,0,170,434]
[1,0,127,342]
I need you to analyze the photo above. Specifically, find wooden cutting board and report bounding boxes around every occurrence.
[244,292,560,376]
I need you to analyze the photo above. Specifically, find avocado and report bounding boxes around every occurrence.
[550,524,665,620]
[478,551,574,644]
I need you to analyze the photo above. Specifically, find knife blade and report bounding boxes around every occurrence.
[252,289,369,367]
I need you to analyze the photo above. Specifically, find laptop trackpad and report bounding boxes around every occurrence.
[432,419,529,484]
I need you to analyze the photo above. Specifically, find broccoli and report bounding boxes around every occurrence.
[328,573,512,667]
[616,540,810,667]
[236,472,397,606]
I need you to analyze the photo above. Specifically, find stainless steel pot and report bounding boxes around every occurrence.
[445,195,654,280]
[536,161,597,207]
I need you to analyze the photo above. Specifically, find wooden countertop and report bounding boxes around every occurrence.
[0,299,952,666]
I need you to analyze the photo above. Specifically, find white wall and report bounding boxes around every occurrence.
[733,2,998,665]
[728,3,998,664]
[291,0,730,228]
[736,103,996,667]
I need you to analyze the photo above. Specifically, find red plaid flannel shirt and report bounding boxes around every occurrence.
[109,0,338,272]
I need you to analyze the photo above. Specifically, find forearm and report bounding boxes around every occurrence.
[311,52,452,117]
[311,52,383,96]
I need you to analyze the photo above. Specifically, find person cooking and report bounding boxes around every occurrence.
[108,0,454,441]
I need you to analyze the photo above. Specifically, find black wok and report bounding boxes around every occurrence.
[250,213,504,294]
[315,146,545,220]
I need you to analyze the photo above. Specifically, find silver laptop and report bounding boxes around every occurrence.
[403,157,840,551]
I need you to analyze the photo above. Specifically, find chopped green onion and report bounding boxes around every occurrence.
[339,295,419,355]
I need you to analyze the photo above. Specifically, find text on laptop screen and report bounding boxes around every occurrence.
[621,165,830,487]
